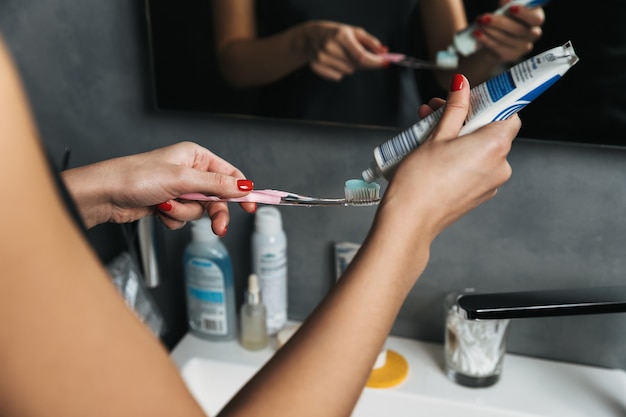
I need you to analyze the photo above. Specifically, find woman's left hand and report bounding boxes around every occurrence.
[62,141,256,234]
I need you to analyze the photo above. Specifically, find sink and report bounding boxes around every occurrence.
[353,391,542,417]
[180,356,538,417]
[171,323,626,417]
[180,358,257,416]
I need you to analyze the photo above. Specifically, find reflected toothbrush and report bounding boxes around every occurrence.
[381,52,458,70]
[178,179,381,207]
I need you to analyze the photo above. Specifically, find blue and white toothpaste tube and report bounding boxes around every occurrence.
[436,0,552,68]
[362,41,579,183]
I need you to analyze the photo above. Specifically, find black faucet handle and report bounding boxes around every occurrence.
[457,286,626,320]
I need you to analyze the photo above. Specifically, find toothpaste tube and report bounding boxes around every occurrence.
[436,0,551,68]
[363,41,579,183]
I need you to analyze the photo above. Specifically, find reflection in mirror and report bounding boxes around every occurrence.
[145,1,626,147]
[208,0,425,128]
[145,0,431,127]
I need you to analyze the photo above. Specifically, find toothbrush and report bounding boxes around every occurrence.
[381,53,457,70]
[178,179,381,207]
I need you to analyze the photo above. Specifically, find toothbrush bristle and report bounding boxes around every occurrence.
[344,179,381,206]
[436,49,459,69]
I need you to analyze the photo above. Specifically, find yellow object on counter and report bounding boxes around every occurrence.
[366,349,409,389]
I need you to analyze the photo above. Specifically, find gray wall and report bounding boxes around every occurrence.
[3,0,626,371]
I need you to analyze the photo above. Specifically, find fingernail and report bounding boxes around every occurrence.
[219,225,228,237]
[237,179,254,191]
[473,29,482,39]
[157,201,172,212]
[383,59,390,68]
[478,15,492,25]
[508,5,520,14]
[450,73,464,92]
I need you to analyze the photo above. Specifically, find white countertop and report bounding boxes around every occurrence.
[171,324,626,417]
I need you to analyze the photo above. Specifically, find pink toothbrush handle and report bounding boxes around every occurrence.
[380,52,406,63]
[178,190,289,205]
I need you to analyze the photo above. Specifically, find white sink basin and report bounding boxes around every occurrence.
[180,358,257,416]
[171,324,626,417]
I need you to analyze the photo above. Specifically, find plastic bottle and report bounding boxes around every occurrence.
[240,273,269,350]
[252,206,287,335]
[184,216,237,341]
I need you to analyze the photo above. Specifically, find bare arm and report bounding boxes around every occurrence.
[0,37,209,417]
[212,0,387,86]
[216,75,520,417]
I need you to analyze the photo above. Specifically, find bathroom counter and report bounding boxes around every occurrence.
[171,325,626,416]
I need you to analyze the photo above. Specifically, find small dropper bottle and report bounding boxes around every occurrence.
[240,273,269,350]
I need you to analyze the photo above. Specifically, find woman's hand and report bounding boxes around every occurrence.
[421,0,544,92]
[62,141,256,234]
[213,0,389,87]
[375,74,520,259]
[473,0,545,61]
[300,20,388,81]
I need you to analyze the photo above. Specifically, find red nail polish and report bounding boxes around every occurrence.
[450,74,464,92]
[509,5,520,14]
[383,59,390,68]
[479,15,492,25]
[237,179,254,191]
[157,201,172,212]
[473,29,482,39]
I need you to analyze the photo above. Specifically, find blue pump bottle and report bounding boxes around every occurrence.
[184,216,237,341]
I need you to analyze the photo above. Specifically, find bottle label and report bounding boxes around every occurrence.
[256,248,287,334]
[186,257,228,336]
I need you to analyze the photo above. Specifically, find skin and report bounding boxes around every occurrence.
[211,3,387,86]
[0,28,520,417]
[421,0,545,88]
[218,80,518,417]
[62,143,257,234]
[212,0,544,89]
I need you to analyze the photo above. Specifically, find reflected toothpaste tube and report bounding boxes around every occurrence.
[447,0,551,59]
[362,41,579,183]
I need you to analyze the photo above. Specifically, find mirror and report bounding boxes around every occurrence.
[145,0,626,147]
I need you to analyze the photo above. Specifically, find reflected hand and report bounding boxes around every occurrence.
[62,141,256,234]
[302,20,388,81]
[473,0,545,62]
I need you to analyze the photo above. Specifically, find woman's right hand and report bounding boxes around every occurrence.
[374,74,520,260]
[299,20,388,81]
